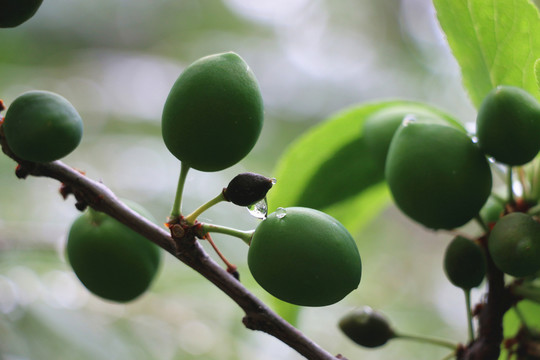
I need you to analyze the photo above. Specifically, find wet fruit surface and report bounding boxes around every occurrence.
[248,207,362,306]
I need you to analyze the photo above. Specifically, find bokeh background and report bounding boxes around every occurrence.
[0,0,508,359]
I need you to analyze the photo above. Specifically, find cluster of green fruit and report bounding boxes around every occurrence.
[161,52,362,307]
[0,52,363,306]
[339,85,540,349]
[364,85,540,278]
[0,90,163,302]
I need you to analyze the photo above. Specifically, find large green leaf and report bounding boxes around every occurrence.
[433,0,540,107]
[536,58,540,91]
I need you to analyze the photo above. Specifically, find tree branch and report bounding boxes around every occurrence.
[0,125,345,360]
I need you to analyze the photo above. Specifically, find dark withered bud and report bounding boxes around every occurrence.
[339,307,396,348]
[223,172,274,206]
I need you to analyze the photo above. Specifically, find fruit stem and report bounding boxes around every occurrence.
[517,166,530,200]
[530,158,540,200]
[507,166,515,205]
[395,333,458,350]
[474,214,489,233]
[200,223,254,245]
[204,233,238,278]
[464,289,475,343]
[185,192,226,225]
[170,162,190,218]
[511,282,540,304]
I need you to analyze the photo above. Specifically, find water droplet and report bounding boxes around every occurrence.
[275,207,287,219]
[270,178,277,185]
[247,197,268,219]
[402,114,416,126]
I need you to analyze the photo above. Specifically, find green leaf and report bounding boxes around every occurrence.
[434,0,540,107]
[268,100,462,234]
[535,58,540,91]
[499,300,540,359]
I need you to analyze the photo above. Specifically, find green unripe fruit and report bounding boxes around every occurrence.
[385,121,492,229]
[488,212,540,278]
[162,52,264,172]
[248,207,362,307]
[363,105,464,166]
[66,205,162,302]
[443,236,486,290]
[3,90,83,163]
[0,0,43,28]
[476,85,540,166]
[339,307,396,348]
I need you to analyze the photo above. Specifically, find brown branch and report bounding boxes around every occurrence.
[0,127,344,360]
[460,235,513,360]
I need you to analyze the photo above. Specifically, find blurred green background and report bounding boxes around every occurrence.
[0,0,494,359]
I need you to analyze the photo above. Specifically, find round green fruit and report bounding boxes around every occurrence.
[161,52,264,172]
[443,236,486,290]
[476,85,540,166]
[488,212,540,278]
[3,90,83,163]
[0,0,43,28]
[363,105,464,166]
[248,207,362,307]
[385,121,492,229]
[66,205,162,302]
[339,307,396,348]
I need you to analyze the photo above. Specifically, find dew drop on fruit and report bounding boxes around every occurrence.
[247,197,268,219]
[275,207,287,219]
[271,178,277,185]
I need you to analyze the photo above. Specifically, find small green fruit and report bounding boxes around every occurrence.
[0,0,43,28]
[339,306,396,348]
[479,196,505,225]
[476,86,540,166]
[363,105,463,166]
[161,52,264,172]
[3,90,83,163]
[488,212,540,278]
[443,236,486,290]
[248,207,362,307]
[385,121,492,229]
[66,205,162,302]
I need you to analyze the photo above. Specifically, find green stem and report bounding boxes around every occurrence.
[170,162,190,218]
[464,289,475,343]
[511,283,540,304]
[474,214,489,233]
[185,192,226,225]
[507,166,515,204]
[201,223,254,245]
[395,333,458,350]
